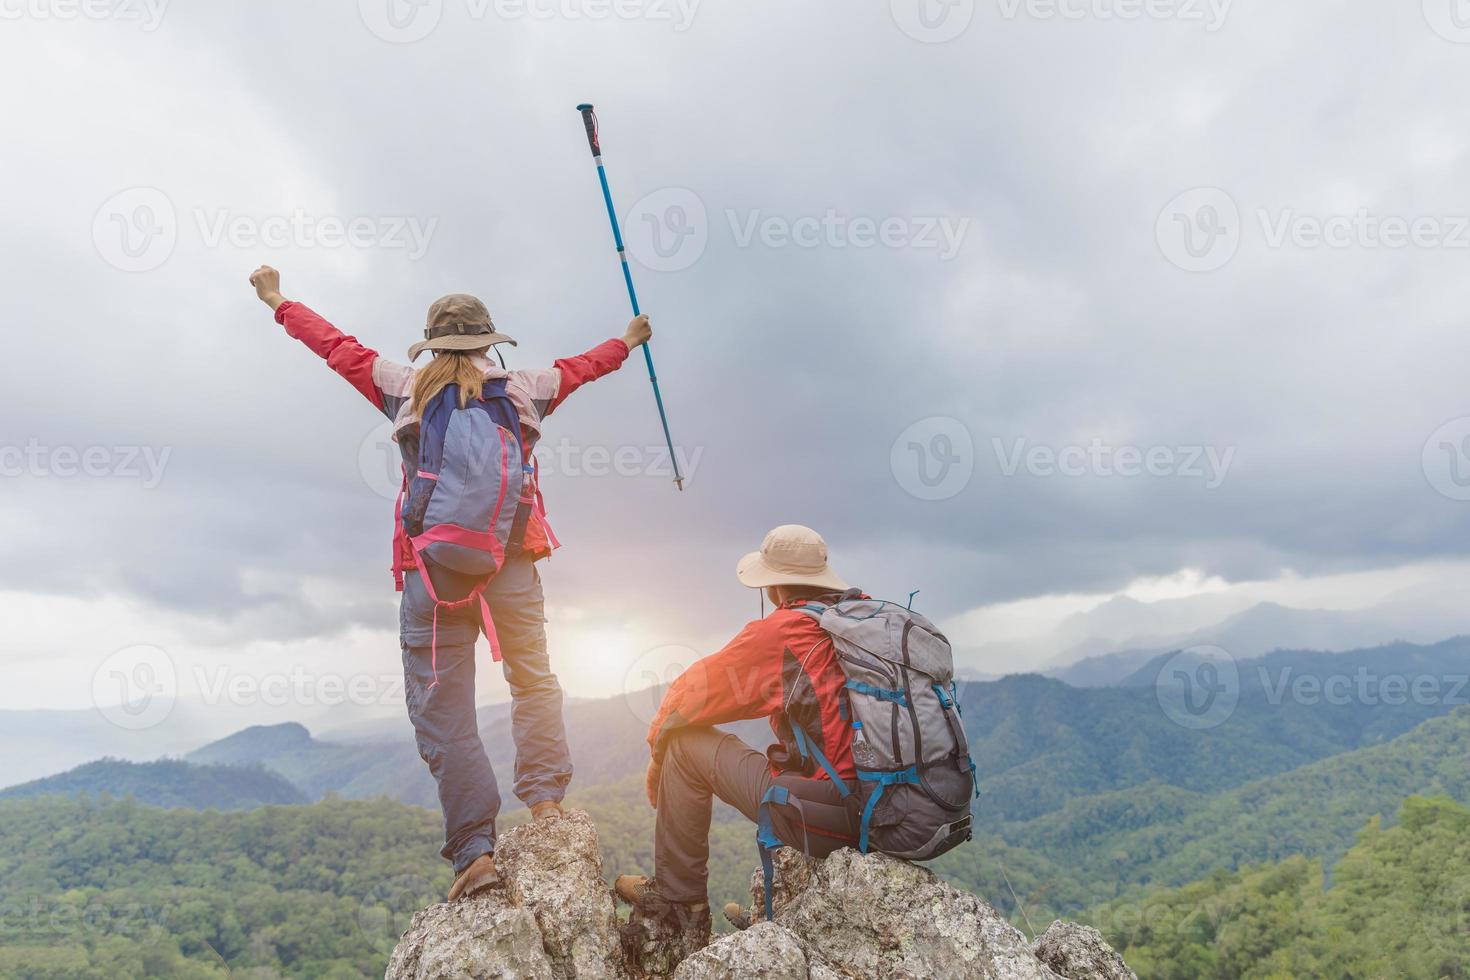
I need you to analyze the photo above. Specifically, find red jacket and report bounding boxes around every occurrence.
[648,600,858,783]
[275,301,629,579]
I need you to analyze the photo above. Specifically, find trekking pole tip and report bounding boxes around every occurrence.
[675,477,685,492]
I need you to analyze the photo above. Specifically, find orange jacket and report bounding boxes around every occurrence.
[648,601,858,783]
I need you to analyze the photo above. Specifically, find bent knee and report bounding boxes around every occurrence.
[663,726,725,766]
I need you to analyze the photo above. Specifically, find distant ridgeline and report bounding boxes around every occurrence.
[0,758,307,810]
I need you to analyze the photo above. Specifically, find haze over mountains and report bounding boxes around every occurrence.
[1003,586,1470,684]
[15,635,1468,822]
[7,580,1469,788]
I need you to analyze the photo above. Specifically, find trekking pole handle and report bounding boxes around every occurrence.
[576,104,602,157]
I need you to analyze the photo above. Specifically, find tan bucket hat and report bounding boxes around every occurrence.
[736,525,849,591]
[408,293,519,361]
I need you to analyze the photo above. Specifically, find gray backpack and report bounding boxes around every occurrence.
[757,596,977,918]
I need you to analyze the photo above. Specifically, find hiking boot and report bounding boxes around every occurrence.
[530,801,564,822]
[615,875,710,917]
[447,853,498,902]
[615,874,651,906]
[615,875,712,964]
[723,901,752,931]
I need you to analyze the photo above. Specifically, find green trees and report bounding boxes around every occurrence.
[1086,796,1470,979]
[0,795,449,978]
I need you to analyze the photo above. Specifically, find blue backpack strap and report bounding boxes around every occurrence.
[756,784,818,921]
[756,785,789,921]
[790,602,828,622]
[854,767,920,853]
[790,723,851,797]
[846,679,908,706]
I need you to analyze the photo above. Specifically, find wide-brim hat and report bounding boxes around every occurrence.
[736,524,849,591]
[408,293,518,361]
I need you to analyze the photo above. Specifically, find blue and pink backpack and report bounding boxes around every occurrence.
[398,378,535,680]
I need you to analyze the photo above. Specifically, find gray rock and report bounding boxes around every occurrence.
[804,962,848,980]
[772,849,1063,980]
[1033,921,1138,980]
[497,812,626,979]
[387,810,1134,980]
[618,900,711,978]
[672,922,808,980]
[386,898,554,980]
[386,810,624,980]
[743,848,820,923]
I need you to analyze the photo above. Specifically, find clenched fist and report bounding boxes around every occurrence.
[622,314,652,350]
[249,265,286,311]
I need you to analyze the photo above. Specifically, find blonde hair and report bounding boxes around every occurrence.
[411,351,487,418]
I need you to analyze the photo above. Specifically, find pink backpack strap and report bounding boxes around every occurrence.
[478,592,502,662]
[532,458,561,550]
[409,538,504,689]
[393,473,408,592]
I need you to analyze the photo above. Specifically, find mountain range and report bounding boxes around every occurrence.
[4,631,1468,977]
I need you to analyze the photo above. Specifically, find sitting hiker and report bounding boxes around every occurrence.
[615,525,977,946]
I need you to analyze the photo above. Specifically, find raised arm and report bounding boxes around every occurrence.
[249,265,390,415]
[544,314,652,415]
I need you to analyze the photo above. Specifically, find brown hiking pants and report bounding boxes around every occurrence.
[654,726,861,905]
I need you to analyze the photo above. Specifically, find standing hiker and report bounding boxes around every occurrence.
[248,265,651,901]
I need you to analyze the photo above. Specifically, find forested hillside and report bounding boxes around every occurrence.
[166,637,1470,832]
[1084,795,1470,979]
[0,796,449,979]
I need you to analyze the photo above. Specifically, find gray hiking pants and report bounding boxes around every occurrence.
[655,726,860,905]
[401,553,573,873]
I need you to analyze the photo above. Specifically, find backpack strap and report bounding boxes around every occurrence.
[789,722,851,797]
[408,539,504,690]
[755,785,813,921]
[854,766,920,853]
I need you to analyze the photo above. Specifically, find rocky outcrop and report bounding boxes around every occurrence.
[386,901,554,980]
[671,922,809,979]
[1032,921,1138,980]
[714,847,1138,980]
[385,809,1134,980]
[387,811,626,980]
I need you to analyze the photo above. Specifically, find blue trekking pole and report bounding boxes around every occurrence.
[576,103,685,491]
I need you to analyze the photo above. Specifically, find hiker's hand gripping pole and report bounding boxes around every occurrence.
[576,103,685,491]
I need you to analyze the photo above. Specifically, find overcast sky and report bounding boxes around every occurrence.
[3,0,1470,731]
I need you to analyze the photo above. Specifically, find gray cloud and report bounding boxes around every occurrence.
[2,0,1470,655]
